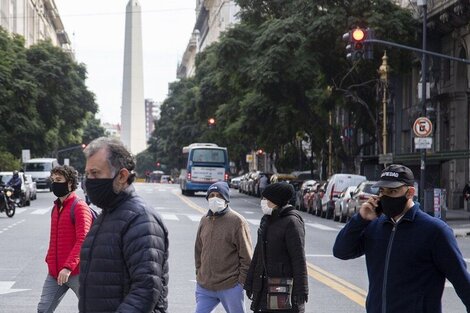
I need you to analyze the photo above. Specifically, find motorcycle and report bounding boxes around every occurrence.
[0,185,16,217]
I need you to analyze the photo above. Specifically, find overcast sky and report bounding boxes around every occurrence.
[54,0,196,124]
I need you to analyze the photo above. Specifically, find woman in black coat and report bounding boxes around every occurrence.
[244,182,309,313]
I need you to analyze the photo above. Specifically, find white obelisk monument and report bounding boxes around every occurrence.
[121,0,146,154]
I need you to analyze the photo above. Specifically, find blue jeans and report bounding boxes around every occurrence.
[37,274,79,313]
[195,283,246,313]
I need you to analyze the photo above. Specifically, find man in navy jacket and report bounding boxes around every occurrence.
[333,164,470,313]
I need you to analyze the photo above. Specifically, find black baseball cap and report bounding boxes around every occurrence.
[373,164,415,188]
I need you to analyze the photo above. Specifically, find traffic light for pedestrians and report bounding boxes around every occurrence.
[342,27,373,61]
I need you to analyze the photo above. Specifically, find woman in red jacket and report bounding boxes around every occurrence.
[37,165,93,313]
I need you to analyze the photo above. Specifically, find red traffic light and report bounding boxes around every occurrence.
[156,162,161,167]
[208,118,216,125]
[256,149,264,155]
[352,28,365,41]
[81,143,86,149]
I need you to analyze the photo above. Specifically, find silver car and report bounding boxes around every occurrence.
[333,185,357,223]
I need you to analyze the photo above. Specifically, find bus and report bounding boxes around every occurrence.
[180,143,230,196]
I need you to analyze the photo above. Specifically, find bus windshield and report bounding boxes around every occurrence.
[191,148,225,163]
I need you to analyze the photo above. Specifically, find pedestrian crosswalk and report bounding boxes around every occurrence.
[11,207,344,231]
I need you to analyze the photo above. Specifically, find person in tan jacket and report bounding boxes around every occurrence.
[195,181,253,313]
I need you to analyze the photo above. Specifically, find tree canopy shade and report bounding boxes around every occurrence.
[0,27,99,170]
[148,0,417,174]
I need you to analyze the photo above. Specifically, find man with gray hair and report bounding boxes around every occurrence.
[79,137,169,313]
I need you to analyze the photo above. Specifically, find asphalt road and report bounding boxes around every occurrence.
[0,183,469,312]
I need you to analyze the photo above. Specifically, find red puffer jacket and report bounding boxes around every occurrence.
[46,192,93,278]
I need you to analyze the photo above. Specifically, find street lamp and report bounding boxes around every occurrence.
[418,0,428,206]
[378,51,390,158]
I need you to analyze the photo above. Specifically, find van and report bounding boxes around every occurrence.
[23,158,59,190]
[321,174,366,219]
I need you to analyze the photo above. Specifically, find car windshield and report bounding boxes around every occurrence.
[25,162,52,171]
[0,175,12,185]
[363,184,379,195]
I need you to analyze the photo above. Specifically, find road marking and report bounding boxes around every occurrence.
[247,219,260,226]
[173,191,206,214]
[187,214,202,222]
[307,262,366,307]
[154,206,170,210]
[306,223,339,231]
[0,219,26,234]
[161,213,179,221]
[0,281,30,295]
[30,208,50,215]
[13,208,27,215]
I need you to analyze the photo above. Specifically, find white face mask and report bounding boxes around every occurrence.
[208,197,226,213]
[261,199,273,215]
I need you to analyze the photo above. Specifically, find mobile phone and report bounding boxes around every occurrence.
[375,200,383,216]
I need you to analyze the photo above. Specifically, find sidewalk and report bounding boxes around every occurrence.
[442,209,470,237]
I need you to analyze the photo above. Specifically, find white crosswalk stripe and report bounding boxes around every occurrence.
[14,208,27,215]
[30,208,51,215]
[247,219,260,226]
[187,214,202,222]
[306,223,339,231]
[161,213,179,221]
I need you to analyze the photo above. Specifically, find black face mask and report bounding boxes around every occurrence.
[85,172,120,209]
[380,190,409,218]
[52,182,70,198]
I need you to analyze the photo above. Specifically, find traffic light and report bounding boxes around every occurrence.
[256,149,264,155]
[156,162,161,168]
[342,27,373,61]
[81,143,86,149]
[207,117,216,128]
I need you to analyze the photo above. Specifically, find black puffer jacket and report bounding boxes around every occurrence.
[244,205,308,312]
[79,186,169,313]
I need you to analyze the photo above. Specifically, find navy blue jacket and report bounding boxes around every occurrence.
[79,186,169,313]
[333,203,470,313]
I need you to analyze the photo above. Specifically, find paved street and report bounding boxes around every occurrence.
[0,183,470,312]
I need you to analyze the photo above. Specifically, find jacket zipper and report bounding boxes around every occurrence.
[382,223,397,313]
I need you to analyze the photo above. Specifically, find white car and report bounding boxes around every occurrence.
[24,174,37,200]
[229,175,244,189]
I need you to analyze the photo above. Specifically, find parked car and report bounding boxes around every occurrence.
[0,171,32,206]
[24,174,37,200]
[295,180,317,211]
[333,185,357,223]
[160,175,173,184]
[239,173,250,194]
[229,175,244,189]
[321,174,366,219]
[347,181,379,221]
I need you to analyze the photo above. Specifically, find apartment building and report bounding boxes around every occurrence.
[177,0,239,78]
[0,0,70,50]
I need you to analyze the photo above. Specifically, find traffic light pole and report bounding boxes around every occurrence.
[364,39,470,65]
[420,4,427,207]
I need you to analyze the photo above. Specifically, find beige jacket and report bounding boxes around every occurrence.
[195,207,253,291]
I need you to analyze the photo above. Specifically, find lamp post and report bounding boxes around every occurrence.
[418,0,428,205]
[378,51,390,157]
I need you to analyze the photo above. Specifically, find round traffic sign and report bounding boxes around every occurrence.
[413,117,433,137]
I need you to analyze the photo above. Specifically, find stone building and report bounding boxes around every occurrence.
[177,0,240,79]
[0,0,71,50]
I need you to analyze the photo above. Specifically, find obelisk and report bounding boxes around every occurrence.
[121,0,146,154]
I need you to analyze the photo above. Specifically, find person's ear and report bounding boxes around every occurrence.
[406,187,415,199]
[117,168,130,185]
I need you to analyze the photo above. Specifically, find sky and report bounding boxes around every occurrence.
[54,0,196,124]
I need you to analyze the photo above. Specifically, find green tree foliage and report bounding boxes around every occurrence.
[150,0,417,173]
[0,27,98,163]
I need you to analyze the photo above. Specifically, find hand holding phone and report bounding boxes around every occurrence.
[359,195,381,220]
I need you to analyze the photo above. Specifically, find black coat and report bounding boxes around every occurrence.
[79,186,169,313]
[244,205,308,312]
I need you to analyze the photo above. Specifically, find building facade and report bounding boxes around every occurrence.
[145,99,160,141]
[0,0,71,50]
[177,0,240,78]
[354,0,470,210]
